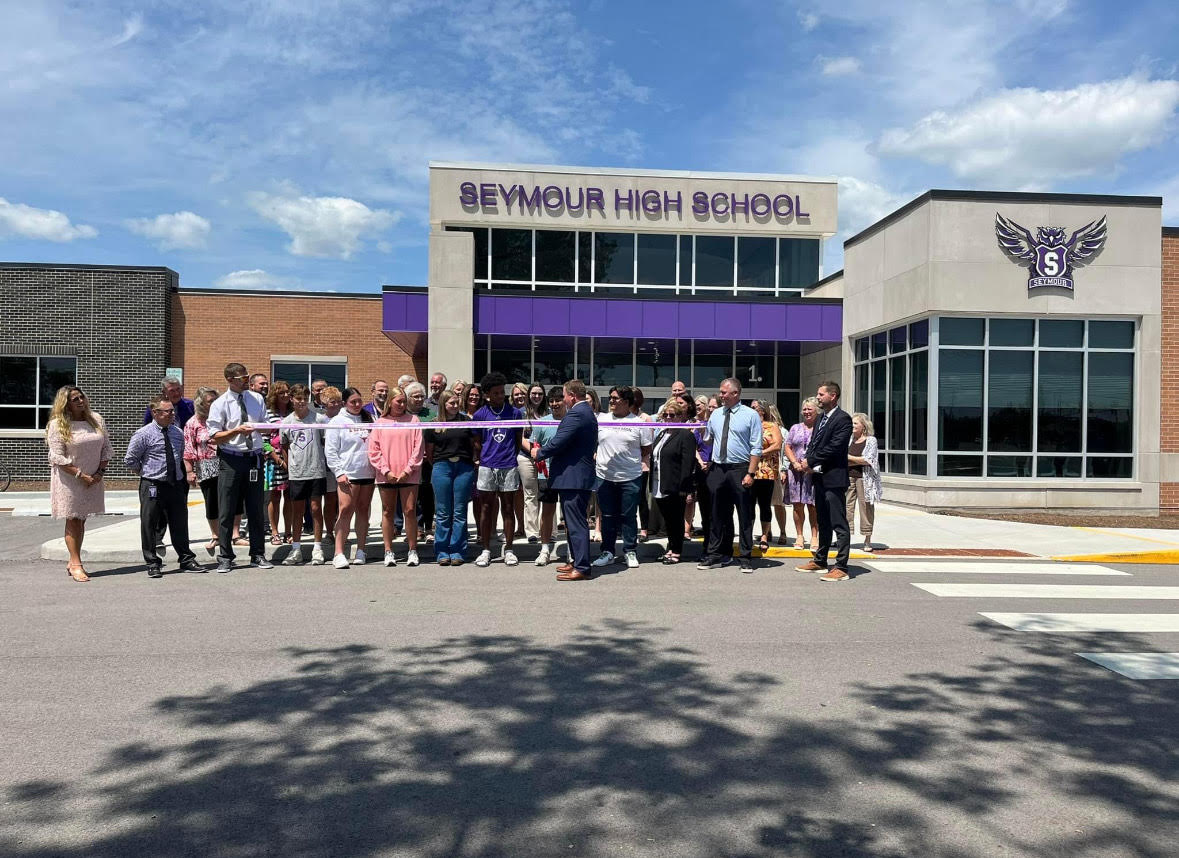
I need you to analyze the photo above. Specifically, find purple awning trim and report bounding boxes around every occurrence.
[382,292,841,342]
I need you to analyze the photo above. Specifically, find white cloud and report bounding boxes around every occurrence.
[0,197,97,242]
[214,269,289,289]
[248,187,401,259]
[125,210,210,249]
[798,10,820,31]
[819,56,861,77]
[878,76,1179,187]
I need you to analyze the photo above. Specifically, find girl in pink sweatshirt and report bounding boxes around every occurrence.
[367,387,424,566]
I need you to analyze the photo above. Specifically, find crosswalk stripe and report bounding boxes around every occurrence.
[980,613,1179,632]
[1075,653,1179,679]
[867,561,1129,576]
[913,584,1179,599]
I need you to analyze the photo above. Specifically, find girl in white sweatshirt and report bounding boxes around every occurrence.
[325,387,376,568]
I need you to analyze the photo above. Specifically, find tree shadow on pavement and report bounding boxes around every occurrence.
[2,619,1176,857]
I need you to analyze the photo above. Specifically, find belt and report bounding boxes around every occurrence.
[218,447,262,458]
[142,477,183,485]
[715,461,750,469]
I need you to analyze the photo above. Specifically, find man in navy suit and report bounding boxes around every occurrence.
[795,380,854,582]
[532,379,599,581]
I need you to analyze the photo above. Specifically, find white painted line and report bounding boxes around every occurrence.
[867,561,1129,576]
[981,613,1179,632]
[1075,653,1179,679]
[914,584,1179,599]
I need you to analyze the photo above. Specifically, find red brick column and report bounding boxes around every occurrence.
[1161,229,1179,514]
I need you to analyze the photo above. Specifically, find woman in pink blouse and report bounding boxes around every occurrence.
[368,387,424,567]
[183,387,224,555]
[46,387,113,582]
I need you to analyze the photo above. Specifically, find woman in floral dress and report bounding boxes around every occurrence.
[781,397,819,549]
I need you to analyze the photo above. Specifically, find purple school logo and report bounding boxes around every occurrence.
[995,213,1108,291]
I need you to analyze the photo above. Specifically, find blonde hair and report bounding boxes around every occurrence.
[48,386,102,445]
[851,412,875,436]
[194,386,218,420]
[379,386,407,418]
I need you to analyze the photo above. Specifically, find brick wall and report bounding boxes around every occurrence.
[0,264,176,480]
[1161,228,1179,513]
[172,289,424,400]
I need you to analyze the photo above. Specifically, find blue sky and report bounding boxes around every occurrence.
[2,0,1177,293]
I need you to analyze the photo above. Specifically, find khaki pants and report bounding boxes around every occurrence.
[846,477,874,540]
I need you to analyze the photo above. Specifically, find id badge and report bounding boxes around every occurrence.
[249,468,259,483]
[148,485,158,499]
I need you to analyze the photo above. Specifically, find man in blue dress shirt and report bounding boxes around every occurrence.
[697,377,762,572]
[125,396,203,577]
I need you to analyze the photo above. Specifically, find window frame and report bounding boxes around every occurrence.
[0,354,79,433]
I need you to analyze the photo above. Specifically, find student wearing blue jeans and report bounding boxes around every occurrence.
[422,391,478,565]
[591,386,654,570]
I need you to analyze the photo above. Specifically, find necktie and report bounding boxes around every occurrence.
[238,394,254,450]
[817,411,829,436]
[717,408,732,463]
[162,425,179,482]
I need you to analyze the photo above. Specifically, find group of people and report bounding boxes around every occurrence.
[45,364,881,583]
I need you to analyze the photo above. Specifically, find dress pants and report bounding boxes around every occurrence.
[694,467,712,541]
[655,493,686,556]
[814,479,851,570]
[217,452,266,560]
[139,479,196,567]
[705,462,755,560]
[559,489,591,572]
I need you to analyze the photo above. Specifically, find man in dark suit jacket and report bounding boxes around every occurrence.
[533,379,599,581]
[796,380,853,581]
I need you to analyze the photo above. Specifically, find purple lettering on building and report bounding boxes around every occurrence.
[518,185,542,211]
[498,184,518,207]
[459,182,478,206]
[479,183,496,207]
[731,193,750,215]
[710,192,729,216]
[751,193,771,216]
[772,194,794,217]
[641,190,661,215]
[543,185,563,212]
[565,186,585,212]
[615,189,635,213]
[664,191,682,213]
[691,191,709,215]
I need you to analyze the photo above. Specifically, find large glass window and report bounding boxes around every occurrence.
[856,317,1136,479]
[737,237,775,289]
[594,233,634,285]
[592,337,634,387]
[779,238,820,290]
[636,339,676,388]
[637,234,676,286]
[489,335,532,384]
[272,360,347,391]
[694,236,734,289]
[0,355,78,430]
[491,228,531,282]
[692,340,732,390]
[533,337,576,386]
[535,230,574,283]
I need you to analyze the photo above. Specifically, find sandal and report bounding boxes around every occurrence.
[233,536,250,547]
[793,537,805,550]
[777,535,789,546]
[758,537,769,552]
[66,565,90,582]
[205,538,218,555]
[661,552,679,564]
[270,534,283,546]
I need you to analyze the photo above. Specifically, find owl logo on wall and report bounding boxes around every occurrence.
[995,213,1108,291]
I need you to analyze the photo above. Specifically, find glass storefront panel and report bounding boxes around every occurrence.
[889,356,906,450]
[735,340,774,389]
[941,317,984,346]
[736,236,775,289]
[1037,456,1082,478]
[637,234,676,286]
[938,455,983,477]
[592,337,634,387]
[987,350,1033,452]
[1040,319,1083,348]
[988,456,1034,477]
[491,228,530,281]
[533,337,575,386]
[636,339,676,388]
[695,236,734,288]
[1089,320,1134,350]
[535,230,575,283]
[1087,352,1133,453]
[871,360,887,444]
[776,354,800,390]
[1087,457,1132,479]
[594,233,634,285]
[779,238,819,289]
[1037,351,1082,452]
[577,232,592,284]
[489,335,531,384]
[938,349,983,451]
[909,351,928,451]
[678,236,692,287]
[692,340,731,391]
[990,318,1034,347]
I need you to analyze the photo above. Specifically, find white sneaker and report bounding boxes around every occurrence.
[332,553,349,569]
[383,550,397,567]
[591,550,615,568]
[536,545,552,566]
[353,549,367,566]
[311,544,325,565]
[503,549,519,566]
[475,549,492,567]
[625,550,639,568]
[281,546,304,565]
[407,550,420,566]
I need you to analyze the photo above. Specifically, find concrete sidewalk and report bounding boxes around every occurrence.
[10,490,1179,565]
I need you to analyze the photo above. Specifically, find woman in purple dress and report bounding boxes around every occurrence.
[781,397,819,549]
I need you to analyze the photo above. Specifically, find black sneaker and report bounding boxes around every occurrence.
[738,559,755,573]
[179,559,207,573]
[216,559,233,573]
[250,555,274,569]
[147,566,163,579]
[696,555,719,570]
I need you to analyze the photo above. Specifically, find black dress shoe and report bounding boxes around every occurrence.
[147,566,163,579]
[179,559,207,573]
[738,560,755,573]
[216,559,233,573]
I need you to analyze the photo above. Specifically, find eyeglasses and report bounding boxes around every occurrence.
[153,409,175,415]
[608,396,621,402]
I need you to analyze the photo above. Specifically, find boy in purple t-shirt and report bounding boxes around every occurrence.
[473,372,524,567]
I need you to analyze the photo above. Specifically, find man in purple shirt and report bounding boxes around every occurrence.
[141,375,195,428]
[472,371,523,568]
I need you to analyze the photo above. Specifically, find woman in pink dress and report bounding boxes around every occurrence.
[781,397,819,549]
[368,387,424,567]
[46,387,113,581]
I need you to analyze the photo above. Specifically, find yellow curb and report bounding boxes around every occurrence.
[1072,526,1179,548]
[1051,550,1179,564]
[754,546,874,559]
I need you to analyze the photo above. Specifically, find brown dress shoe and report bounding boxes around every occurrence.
[556,563,576,573]
[556,569,592,581]
[819,568,850,582]
[795,560,826,572]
